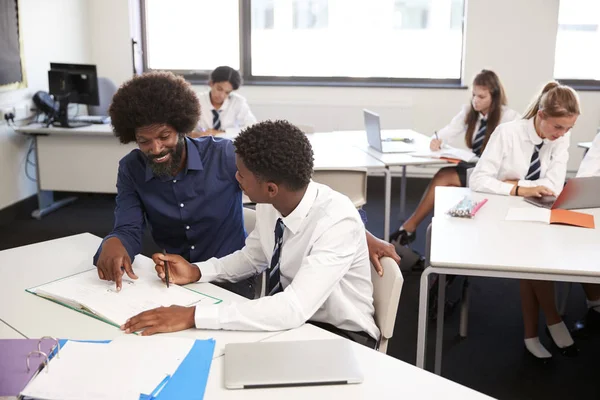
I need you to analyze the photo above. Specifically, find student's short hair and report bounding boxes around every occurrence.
[234,120,314,191]
[210,66,242,90]
[109,71,200,144]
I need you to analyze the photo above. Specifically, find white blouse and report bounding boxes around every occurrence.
[469,118,570,196]
[197,91,257,132]
[436,104,521,145]
[576,132,600,178]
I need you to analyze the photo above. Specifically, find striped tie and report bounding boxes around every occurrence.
[212,109,221,130]
[525,142,544,180]
[267,218,285,296]
[471,119,487,156]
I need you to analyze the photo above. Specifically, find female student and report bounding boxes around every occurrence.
[193,66,257,136]
[470,81,581,361]
[390,70,519,246]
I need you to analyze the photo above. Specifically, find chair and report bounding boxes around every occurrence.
[296,124,316,134]
[371,256,404,353]
[312,168,368,208]
[88,77,118,116]
[243,207,256,233]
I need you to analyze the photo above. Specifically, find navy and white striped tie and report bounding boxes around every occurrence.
[525,142,544,181]
[212,109,221,130]
[471,119,487,156]
[267,218,285,296]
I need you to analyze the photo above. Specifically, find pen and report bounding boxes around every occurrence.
[162,249,170,288]
[434,131,439,140]
[383,138,414,143]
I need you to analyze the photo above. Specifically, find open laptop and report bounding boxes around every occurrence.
[525,176,600,210]
[363,109,414,153]
[224,339,363,389]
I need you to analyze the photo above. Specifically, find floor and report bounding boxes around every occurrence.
[2,176,599,400]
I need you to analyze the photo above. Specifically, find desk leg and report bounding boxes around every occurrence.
[416,267,432,369]
[31,137,77,219]
[434,274,446,375]
[399,166,407,220]
[384,168,391,241]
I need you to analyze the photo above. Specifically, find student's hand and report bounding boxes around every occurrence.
[519,186,555,198]
[121,305,196,336]
[366,231,401,277]
[430,139,442,151]
[152,252,201,285]
[96,237,138,291]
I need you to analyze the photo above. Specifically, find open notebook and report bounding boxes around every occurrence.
[27,266,221,328]
[505,207,595,229]
[412,146,478,163]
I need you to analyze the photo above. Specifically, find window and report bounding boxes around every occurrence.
[142,0,465,86]
[143,0,240,72]
[554,0,600,83]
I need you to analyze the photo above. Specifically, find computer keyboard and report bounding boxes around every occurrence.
[70,115,111,124]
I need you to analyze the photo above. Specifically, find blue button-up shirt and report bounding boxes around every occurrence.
[93,136,245,265]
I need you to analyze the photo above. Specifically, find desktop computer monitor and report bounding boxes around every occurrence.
[48,63,99,128]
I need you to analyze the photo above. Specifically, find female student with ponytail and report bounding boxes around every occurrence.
[469,82,581,361]
[390,70,520,246]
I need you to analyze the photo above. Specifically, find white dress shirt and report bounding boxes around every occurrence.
[436,104,520,145]
[193,181,380,340]
[576,132,600,178]
[197,91,257,132]
[469,118,570,196]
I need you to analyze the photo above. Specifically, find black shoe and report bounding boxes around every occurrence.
[523,347,553,366]
[389,228,416,246]
[571,308,600,338]
[544,327,579,357]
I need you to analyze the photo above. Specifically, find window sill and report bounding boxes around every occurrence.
[557,79,600,92]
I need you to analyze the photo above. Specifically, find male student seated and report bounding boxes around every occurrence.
[94,71,398,300]
[122,120,381,348]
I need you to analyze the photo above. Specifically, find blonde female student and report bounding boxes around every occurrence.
[191,66,257,137]
[469,82,581,361]
[390,70,519,246]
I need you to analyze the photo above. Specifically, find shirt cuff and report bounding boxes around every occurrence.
[195,259,219,283]
[194,304,222,330]
[498,181,516,196]
[517,179,536,188]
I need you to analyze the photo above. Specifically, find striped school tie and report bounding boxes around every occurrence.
[267,218,285,296]
[471,119,487,156]
[525,142,544,180]
[211,109,221,130]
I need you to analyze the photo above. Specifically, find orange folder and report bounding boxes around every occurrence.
[550,209,595,229]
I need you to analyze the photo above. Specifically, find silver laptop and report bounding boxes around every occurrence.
[525,176,600,210]
[224,339,363,389]
[363,109,414,153]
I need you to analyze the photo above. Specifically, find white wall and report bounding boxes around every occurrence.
[0,0,91,210]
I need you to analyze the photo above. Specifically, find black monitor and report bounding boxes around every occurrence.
[48,63,99,128]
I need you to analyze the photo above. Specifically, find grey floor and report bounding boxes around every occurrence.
[2,176,599,399]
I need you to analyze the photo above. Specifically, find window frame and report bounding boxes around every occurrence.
[140,0,467,89]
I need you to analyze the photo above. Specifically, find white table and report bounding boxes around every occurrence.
[416,187,600,374]
[0,233,492,399]
[578,141,592,150]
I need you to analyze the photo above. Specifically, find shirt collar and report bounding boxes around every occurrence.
[278,181,318,235]
[526,117,544,146]
[144,137,204,182]
[208,91,231,112]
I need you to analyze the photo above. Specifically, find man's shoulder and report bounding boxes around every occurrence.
[312,183,362,225]
[118,148,145,170]
[188,136,234,154]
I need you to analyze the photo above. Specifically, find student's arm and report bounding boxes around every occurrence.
[435,105,469,144]
[517,134,570,195]
[236,98,257,128]
[468,126,515,195]
[577,132,600,178]
[194,217,361,331]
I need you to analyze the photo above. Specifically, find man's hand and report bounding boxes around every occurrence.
[96,237,138,291]
[152,253,201,285]
[366,231,401,277]
[430,138,442,151]
[519,185,555,198]
[121,305,196,336]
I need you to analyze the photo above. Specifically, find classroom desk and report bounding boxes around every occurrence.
[416,187,600,375]
[0,233,285,357]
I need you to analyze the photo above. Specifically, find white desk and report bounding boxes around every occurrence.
[578,141,592,150]
[416,187,600,374]
[0,233,491,399]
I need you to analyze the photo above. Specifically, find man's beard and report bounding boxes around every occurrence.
[146,135,185,178]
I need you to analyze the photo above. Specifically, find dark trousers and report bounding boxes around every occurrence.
[309,321,377,350]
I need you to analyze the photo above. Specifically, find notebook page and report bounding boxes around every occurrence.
[33,267,217,326]
[505,207,550,224]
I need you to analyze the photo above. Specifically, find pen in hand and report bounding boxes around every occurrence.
[434,131,439,140]
[163,249,170,288]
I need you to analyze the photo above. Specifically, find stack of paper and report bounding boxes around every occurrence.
[20,336,215,400]
[412,146,478,163]
[27,267,221,328]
